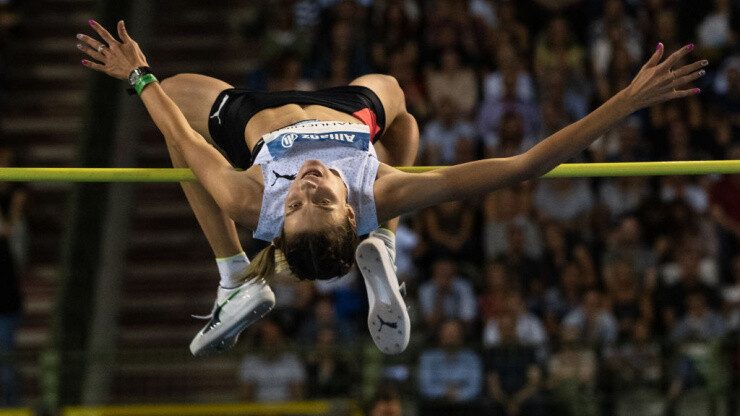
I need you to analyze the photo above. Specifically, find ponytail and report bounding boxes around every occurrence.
[243,238,288,282]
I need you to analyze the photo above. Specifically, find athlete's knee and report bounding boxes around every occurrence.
[159,73,191,95]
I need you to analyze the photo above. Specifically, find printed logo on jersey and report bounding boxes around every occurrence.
[281,133,298,148]
[264,121,371,159]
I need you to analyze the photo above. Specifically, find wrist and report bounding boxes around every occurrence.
[614,86,640,115]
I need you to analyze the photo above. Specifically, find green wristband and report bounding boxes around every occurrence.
[135,73,158,95]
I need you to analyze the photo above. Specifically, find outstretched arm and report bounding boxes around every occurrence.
[375,43,706,222]
[78,20,261,227]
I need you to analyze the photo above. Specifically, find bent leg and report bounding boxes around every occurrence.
[160,73,233,142]
[350,74,420,231]
[160,75,242,258]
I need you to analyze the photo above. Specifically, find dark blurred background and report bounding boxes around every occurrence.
[1,0,740,415]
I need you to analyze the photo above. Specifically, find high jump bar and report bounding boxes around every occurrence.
[1,161,740,182]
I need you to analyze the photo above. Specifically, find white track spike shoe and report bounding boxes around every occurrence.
[190,277,275,356]
[356,231,410,355]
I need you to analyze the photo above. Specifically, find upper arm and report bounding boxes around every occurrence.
[374,155,529,222]
[174,129,262,228]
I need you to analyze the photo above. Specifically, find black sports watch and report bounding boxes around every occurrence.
[126,66,154,95]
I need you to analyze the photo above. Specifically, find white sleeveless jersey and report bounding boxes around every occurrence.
[252,120,380,242]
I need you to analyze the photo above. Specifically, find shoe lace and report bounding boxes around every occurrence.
[191,301,217,320]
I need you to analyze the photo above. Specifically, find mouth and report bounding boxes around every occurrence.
[301,169,322,179]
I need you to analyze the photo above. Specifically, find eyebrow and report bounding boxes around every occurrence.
[285,202,335,217]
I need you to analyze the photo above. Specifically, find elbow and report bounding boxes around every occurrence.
[510,154,543,182]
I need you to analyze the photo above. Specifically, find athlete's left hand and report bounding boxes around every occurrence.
[76,20,149,80]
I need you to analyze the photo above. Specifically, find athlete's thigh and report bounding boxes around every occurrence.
[160,73,233,142]
[349,74,406,134]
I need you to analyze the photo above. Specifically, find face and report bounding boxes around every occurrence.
[370,400,402,416]
[283,160,355,236]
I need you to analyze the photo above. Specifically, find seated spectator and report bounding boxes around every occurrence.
[544,262,584,340]
[658,248,722,331]
[485,111,537,159]
[602,216,658,290]
[239,320,306,402]
[534,178,594,232]
[484,313,545,416]
[533,17,585,85]
[483,290,548,361]
[547,327,598,416]
[709,159,740,284]
[503,223,544,291]
[609,320,662,389]
[420,200,476,262]
[696,0,732,58]
[420,98,476,166]
[603,261,654,340]
[588,0,642,78]
[367,385,403,416]
[670,291,726,342]
[305,328,352,398]
[298,295,356,344]
[483,185,542,261]
[562,288,618,348]
[723,254,740,332]
[418,320,483,402]
[598,176,648,220]
[478,259,511,324]
[666,291,727,408]
[425,49,478,118]
[418,258,477,331]
[266,54,315,92]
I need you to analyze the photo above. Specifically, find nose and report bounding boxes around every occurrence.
[300,179,318,190]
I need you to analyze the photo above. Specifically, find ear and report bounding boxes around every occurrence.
[345,203,356,228]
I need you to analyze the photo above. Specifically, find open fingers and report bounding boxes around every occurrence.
[76,33,105,51]
[672,68,706,89]
[117,20,133,43]
[643,43,664,68]
[76,42,105,61]
[666,88,701,101]
[88,19,119,46]
[81,59,106,73]
[672,59,709,78]
[659,43,694,71]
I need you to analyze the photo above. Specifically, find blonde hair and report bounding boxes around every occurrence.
[243,239,289,283]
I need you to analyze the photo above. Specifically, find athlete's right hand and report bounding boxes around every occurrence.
[77,20,149,81]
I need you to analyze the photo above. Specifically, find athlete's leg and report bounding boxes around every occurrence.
[350,74,420,231]
[160,73,233,142]
[160,74,242,258]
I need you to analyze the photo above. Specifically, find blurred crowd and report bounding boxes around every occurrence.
[233,0,740,414]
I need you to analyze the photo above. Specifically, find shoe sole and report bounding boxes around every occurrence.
[190,291,275,357]
[356,238,410,355]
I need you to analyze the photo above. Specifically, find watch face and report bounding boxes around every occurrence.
[129,69,141,85]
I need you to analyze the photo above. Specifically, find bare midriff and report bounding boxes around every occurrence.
[243,104,366,151]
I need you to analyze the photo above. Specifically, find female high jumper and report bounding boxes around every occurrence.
[77,20,707,356]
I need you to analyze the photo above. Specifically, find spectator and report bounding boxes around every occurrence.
[562,288,619,348]
[533,17,585,84]
[298,295,356,344]
[420,98,476,166]
[483,184,542,261]
[547,327,598,416]
[420,201,476,262]
[545,262,585,339]
[602,216,658,289]
[723,254,740,333]
[534,178,594,232]
[0,148,25,407]
[609,320,663,389]
[502,223,544,291]
[483,290,548,361]
[368,386,403,416]
[418,320,483,402]
[484,313,545,416]
[418,258,477,330]
[588,0,643,78]
[696,0,732,56]
[425,49,478,118]
[710,147,740,284]
[659,248,722,331]
[478,259,511,324]
[305,328,353,398]
[239,320,306,402]
[599,177,648,220]
[603,260,654,339]
[670,291,726,342]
